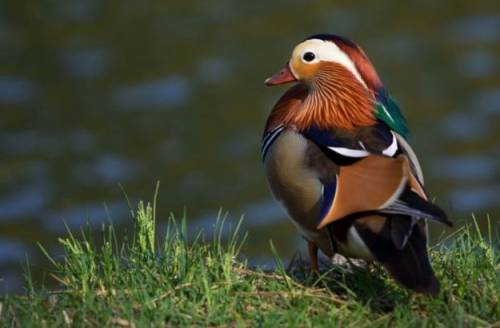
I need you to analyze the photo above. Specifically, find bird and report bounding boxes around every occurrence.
[261,34,452,296]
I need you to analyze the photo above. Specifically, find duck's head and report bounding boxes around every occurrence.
[265,34,382,92]
[264,34,388,131]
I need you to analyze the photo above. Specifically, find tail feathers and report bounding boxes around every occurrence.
[354,216,440,296]
[380,187,452,227]
[390,216,416,250]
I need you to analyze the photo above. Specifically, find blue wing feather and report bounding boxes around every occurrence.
[319,181,337,223]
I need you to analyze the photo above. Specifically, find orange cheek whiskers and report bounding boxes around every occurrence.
[264,63,376,133]
[290,64,375,131]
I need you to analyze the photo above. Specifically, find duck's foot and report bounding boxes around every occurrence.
[307,240,319,274]
[365,260,374,272]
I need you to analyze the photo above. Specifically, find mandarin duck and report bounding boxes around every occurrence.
[261,34,452,295]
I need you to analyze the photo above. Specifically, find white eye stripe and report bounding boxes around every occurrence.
[293,39,367,89]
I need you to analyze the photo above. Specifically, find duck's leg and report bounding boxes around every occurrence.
[307,240,319,273]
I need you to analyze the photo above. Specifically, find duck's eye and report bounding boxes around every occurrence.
[302,52,316,62]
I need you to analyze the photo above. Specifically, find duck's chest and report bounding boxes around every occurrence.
[262,128,375,260]
[263,129,337,237]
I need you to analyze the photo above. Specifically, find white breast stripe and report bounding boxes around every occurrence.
[261,125,285,159]
[328,146,370,158]
[262,125,284,151]
[382,132,398,157]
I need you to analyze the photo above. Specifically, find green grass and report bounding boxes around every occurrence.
[0,197,498,327]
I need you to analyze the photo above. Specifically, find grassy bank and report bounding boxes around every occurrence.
[0,198,498,327]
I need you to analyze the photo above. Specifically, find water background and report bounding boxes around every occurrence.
[1,0,499,293]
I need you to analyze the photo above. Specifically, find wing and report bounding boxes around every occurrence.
[353,215,440,295]
[301,124,451,229]
[301,123,400,164]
